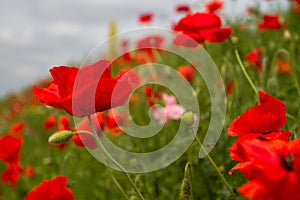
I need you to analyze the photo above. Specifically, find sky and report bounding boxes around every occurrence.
[0,0,288,98]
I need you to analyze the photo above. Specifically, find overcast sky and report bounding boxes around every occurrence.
[0,0,288,97]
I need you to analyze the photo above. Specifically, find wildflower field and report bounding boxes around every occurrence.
[1,1,300,199]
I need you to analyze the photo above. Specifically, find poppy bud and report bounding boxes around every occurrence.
[48,130,74,144]
[284,30,291,42]
[179,178,191,200]
[181,111,194,126]
[179,162,192,200]
[231,36,238,45]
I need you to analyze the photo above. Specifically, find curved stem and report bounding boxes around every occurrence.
[288,44,300,98]
[87,115,145,200]
[230,38,259,97]
[73,130,94,136]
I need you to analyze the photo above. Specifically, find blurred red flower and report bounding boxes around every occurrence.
[226,79,234,96]
[33,60,133,117]
[44,116,56,130]
[25,176,74,200]
[144,86,161,107]
[137,35,164,50]
[136,35,165,63]
[276,59,291,74]
[205,0,223,13]
[258,14,286,30]
[293,0,300,16]
[177,65,195,82]
[0,135,23,164]
[1,163,23,188]
[175,4,191,13]
[228,90,286,137]
[138,12,153,23]
[57,115,70,131]
[173,12,231,47]
[0,135,23,187]
[9,122,25,137]
[234,139,300,200]
[105,109,124,135]
[25,166,35,179]
[72,112,104,149]
[245,47,263,72]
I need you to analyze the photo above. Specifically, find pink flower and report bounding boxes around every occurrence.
[152,93,185,124]
[153,105,185,124]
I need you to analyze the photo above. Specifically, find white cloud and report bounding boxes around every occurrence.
[46,22,81,37]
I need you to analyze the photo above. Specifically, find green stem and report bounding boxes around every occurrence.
[73,130,94,136]
[230,38,259,97]
[289,44,300,98]
[287,113,297,121]
[87,115,145,200]
[107,168,130,200]
[191,128,235,197]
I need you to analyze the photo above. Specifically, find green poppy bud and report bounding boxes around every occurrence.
[181,111,194,126]
[48,130,74,144]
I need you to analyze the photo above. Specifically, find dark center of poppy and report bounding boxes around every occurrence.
[282,154,295,171]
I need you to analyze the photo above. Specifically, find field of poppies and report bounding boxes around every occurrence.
[1,1,300,199]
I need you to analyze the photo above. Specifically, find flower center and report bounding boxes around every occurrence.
[283,154,295,171]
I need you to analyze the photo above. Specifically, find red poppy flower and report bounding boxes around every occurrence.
[136,35,164,62]
[258,14,286,30]
[245,47,263,72]
[33,60,133,117]
[200,27,232,42]
[57,115,70,131]
[234,139,300,200]
[10,102,23,113]
[173,12,232,47]
[293,0,300,16]
[25,166,35,179]
[119,38,131,61]
[105,109,124,135]
[44,116,56,130]
[138,12,153,23]
[226,80,234,96]
[143,86,161,107]
[177,65,195,82]
[205,0,223,13]
[2,163,23,188]
[25,176,74,200]
[229,131,291,163]
[9,122,25,136]
[72,112,104,149]
[137,35,164,50]
[0,135,23,164]
[175,4,191,13]
[276,59,291,74]
[228,91,286,136]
